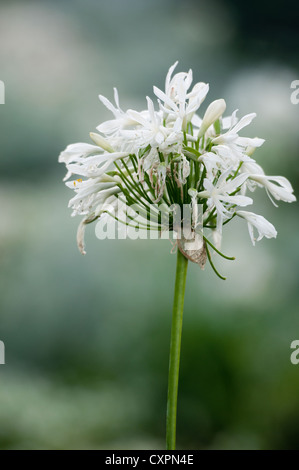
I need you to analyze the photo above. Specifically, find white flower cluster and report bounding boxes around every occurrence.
[59,62,296,275]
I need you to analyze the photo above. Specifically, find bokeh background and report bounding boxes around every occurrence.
[0,0,298,450]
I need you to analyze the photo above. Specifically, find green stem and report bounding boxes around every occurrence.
[166,249,188,450]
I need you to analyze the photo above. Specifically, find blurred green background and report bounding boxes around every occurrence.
[0,0,299,450]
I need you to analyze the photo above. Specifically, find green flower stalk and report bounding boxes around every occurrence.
[59,62,296,449]
[167,249,188,450]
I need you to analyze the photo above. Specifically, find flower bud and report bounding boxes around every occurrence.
[198,99,226,137]
[90,132,114,153]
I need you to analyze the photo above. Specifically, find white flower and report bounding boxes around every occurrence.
[212,111,257,145]
[197,152,223,181]
[222,112,238,130]
[59,142,112,181]
[236,210,277,245]
[212,143,253,170]
[197,171,253,231]
[241,161,265,175]
[239,161,296,203]
[96,87,138,135]
[153,61,209,130]
[249,174,296,205]
[66,178,120,216]
[211,111,265,167]
[58,142,102,165]
[59,61,295,269]
[125,97,173,149]
[76,195,124,254]
[65,151,129,179]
